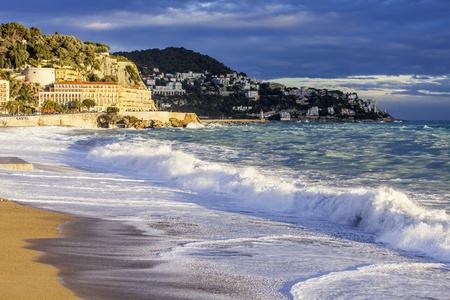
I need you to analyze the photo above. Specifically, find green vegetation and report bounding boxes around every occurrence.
[108,54,131,63]
[113,47,234,76]
[0,22,112,70]
[82,99,96,111]
[125,65,141,85]
[87,73,118,83]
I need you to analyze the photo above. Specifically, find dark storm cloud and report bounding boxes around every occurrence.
[2,0,449,78]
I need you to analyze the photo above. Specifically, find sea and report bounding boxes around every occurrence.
[0,120,449,299]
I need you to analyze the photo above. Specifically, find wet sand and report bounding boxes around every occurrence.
[0,199,78,299]
[27,214,249,299]
[2,196,254,299]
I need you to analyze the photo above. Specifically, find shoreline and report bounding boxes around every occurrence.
[7,199,248,299]
[0,198,78,299]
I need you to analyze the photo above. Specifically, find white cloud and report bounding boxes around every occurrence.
[417,90,450,96]
[67,5,319,31]
[85,22,113,30]
[269,75,450,101]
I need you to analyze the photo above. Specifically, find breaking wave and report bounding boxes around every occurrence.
[86,138,450,262]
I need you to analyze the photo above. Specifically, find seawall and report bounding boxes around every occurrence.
[0,112,201,128]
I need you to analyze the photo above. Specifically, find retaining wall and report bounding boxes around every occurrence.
[0,111,199,128]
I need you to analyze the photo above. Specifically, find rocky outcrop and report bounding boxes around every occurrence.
[122,112,203,129]
[169,113,203,127]
[81,54,145,88]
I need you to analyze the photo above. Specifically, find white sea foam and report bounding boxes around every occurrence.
[86,138,450,262]
[290,263,449,299]
[1,124,449,299]
[186,122,205,129]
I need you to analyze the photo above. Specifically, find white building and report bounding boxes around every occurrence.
[152,82,186,96]
[280,112,291,121]
[245,90,259,100]
[306,106,319,116]
[327,107,335,115]
[22,66,55,87]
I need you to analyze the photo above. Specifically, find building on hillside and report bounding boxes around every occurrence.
[146,78,156,86]
[55,67,80,82]
[365,99,379,113]
[306,106,319,116]
[119,86,156,112]
[22,66,55,87]
[340,108,356,116]
[38,81,156,112]
[280,112,291,121]
[0,79,10,113]
[152,82,186,96]
[245,90,260,100]
[327,107,335,115]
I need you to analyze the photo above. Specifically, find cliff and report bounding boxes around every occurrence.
[81,54,145,88]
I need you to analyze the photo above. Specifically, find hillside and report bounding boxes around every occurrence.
[0,22,143,87]
[113,47,236,76]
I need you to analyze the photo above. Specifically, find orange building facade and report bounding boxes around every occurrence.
[39,81,156,112]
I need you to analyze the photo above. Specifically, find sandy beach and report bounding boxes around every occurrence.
[0,198,78,299]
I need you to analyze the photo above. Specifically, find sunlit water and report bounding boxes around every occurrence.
[1,121,449,299]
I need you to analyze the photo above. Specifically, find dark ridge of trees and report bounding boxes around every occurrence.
[113,47,235,76]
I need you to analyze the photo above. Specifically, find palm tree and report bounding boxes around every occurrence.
[5,100,19,115]
[71,99,83,112]
[42,100,55,113]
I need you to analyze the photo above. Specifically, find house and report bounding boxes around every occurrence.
[245,90,260,100]
[55,67,80,82]
[152,82,186,96]
[306,106,319,116]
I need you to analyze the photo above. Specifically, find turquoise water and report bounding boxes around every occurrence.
[99,121,449,208]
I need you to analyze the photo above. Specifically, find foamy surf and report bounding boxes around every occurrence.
[1,121,448,299]
[86,136,450,262]
[291,262,449,299]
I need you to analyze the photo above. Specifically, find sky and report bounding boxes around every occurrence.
[2,0,450,120]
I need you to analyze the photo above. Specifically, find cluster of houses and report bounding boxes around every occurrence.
[144,68,380,118]
[0,65,156,114]
[143,69,263,100]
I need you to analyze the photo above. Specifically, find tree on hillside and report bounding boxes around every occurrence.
[113,47,235,76]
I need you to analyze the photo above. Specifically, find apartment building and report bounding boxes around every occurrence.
[152,82,186,96]
[0,79,10,112]
[55,67,80,82]
[120,86,157,112]
[39,81,156,112]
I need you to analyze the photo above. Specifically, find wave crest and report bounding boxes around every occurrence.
[87,139,450,262]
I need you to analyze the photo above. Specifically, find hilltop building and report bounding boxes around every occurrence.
[39,81,156,112]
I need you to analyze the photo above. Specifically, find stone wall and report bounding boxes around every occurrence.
[0,112,202,128]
